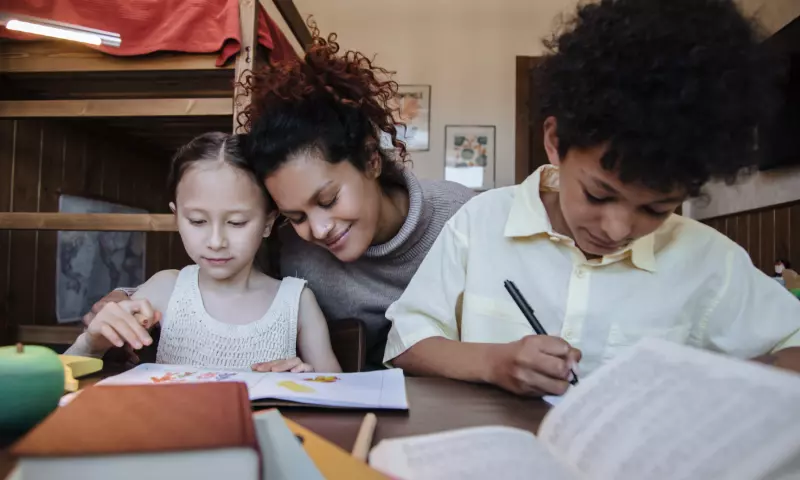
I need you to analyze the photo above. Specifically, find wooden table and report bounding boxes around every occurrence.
[0,375,550,477]
[284,377,550,450]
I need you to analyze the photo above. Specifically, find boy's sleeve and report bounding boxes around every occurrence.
[704,246,800,357]
[383,209,471,365]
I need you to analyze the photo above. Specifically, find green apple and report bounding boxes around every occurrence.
[0,343,64,435]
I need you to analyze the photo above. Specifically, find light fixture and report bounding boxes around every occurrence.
[0,12,121,47]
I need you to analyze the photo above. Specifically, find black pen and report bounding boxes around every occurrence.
[503,280,579,385]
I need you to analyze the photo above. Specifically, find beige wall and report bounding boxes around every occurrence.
[293,0,577,186]
[737,0,800,34]
[287,0,798,203]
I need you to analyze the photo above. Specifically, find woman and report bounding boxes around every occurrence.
[240,28,474,368]
[85,28,474,369]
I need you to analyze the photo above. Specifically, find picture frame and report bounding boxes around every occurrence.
[444,125,496,189]
[391,85,431,152]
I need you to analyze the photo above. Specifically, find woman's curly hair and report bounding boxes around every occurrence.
[237,20,407,189]
[535,0,777,196]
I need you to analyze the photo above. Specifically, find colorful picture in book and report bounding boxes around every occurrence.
[303,375,341,383]
[149,371,239,384]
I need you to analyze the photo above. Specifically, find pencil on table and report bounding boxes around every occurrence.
[351,412,377,462]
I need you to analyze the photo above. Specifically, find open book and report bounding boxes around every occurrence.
[369,338,800,480]
[96,364,408,410]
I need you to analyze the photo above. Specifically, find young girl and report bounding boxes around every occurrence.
[66,132,341,373]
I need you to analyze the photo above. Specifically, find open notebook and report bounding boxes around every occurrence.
[369,338,800,480]
[97,364,408,410]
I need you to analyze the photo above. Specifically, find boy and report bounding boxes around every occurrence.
[384,0,800,396]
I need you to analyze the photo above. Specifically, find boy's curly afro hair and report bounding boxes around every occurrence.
[535,0,777,196]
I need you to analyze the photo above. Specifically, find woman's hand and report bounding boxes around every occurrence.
[83,290,130,326]
[85,299,161,352]
[251,357,315,373]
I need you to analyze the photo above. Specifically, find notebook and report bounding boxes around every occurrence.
[369,338,800,480]
[12,382,260,480]
[97,364,409,409]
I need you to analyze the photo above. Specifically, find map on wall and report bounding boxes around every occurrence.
[56,195,147,324]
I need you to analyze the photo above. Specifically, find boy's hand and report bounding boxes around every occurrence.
[486,335,581,397]
[83,290,130,326]
[251,357,315,373]
[85,299,160,352]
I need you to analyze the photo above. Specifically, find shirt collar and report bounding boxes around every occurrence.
[504,165,657,273]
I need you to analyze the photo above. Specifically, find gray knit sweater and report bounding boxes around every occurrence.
[278,169,475,369]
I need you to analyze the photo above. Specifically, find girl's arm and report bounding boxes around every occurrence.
[129,269,178,313]
[297,288,342,373]
[65,270,178,357]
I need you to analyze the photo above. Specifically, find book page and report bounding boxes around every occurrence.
[248,369,408,409]
[98,364,409,409]
[369,426,579,480]
[538,338,800,480]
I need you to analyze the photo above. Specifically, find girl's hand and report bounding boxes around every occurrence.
[85,299,161,352]
[251,357,315,373]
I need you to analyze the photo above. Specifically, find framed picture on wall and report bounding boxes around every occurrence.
[444,125,496,189]
[55,194,147,324]
[390,85,431,151]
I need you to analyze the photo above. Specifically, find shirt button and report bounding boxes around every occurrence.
[575,267,586,278]
[549,236,560,243]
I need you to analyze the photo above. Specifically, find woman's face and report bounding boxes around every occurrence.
[264,151,384,262]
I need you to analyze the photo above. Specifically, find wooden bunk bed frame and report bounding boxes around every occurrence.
[0,0,311,346]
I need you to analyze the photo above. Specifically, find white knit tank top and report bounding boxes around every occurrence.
[156,265,306,369]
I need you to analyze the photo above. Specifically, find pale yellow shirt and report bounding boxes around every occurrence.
[384,165,800,375]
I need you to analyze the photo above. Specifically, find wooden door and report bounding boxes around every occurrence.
[515,56,547,184]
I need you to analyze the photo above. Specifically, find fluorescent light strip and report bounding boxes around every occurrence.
[5,19,102,46]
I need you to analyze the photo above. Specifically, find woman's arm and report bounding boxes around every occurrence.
[66,270,178,357]
[296,288,342,373]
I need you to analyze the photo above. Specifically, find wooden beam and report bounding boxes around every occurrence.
[0,213,177,232]
[0,40,233,73]
[233,0,260,133]
[0,98,233,118]
[273,0,313,51]
[17,325,84,345]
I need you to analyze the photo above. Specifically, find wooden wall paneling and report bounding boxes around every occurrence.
[0,118,176,336]
[84,133,104,199]
[0,120,14,344]
[703,201,800,275]
[746,212,761,271]
[61,127,85,195]
[775,205,791,264]
[790,204,800,267]
[760,209,776,273]
[9,120,42,328]
[736,213,749,253]
[34,122,64,325]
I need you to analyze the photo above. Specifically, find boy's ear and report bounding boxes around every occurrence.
[169,202,177,214]
[263,211,278,238]
[543,116,562,167]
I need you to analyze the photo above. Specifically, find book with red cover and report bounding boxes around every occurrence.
[12,382,260,480]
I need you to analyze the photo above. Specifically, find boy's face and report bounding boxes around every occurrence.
[543,118,686,257]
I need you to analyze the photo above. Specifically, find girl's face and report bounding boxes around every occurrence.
[171,162,272,280]
[265,151,383,262]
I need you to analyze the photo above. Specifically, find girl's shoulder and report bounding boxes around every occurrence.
[131,268,183,313]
